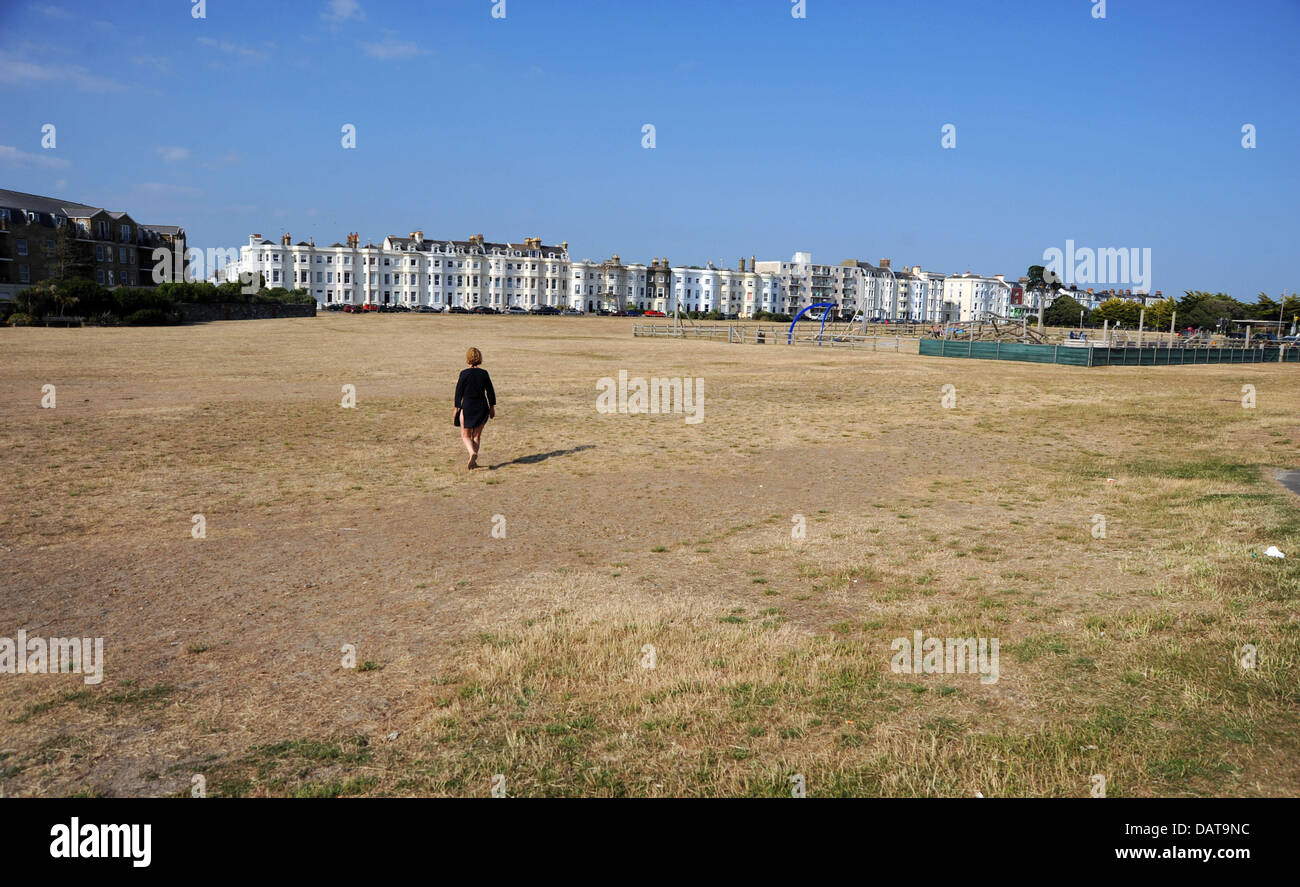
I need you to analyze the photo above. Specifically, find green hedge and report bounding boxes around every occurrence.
[12,278,312,325]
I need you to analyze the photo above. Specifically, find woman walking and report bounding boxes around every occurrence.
[454,347,496,470]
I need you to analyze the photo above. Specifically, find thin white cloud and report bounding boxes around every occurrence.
[197,37,274,63]
[30,4,72,20]
[0,50,129,93]
[362,37,427,60]
[323,0,365,25]
[0,144,71,169]
[156,146,191,163]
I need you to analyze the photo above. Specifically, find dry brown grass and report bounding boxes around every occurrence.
[0,315,1296,796]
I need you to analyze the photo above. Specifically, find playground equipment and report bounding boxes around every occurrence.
[942,312,1048,344]
[788,302,837,345]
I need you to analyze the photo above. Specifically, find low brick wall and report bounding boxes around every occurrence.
[176,302,316,323]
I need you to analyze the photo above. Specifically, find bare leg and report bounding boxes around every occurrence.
[461,426,476,466]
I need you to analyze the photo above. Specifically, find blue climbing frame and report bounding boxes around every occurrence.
[788,302,838,345]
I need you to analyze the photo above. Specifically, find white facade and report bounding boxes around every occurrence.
[906,267,953,322]
[671,259,780,316]
[569,255,649,312]
[943,272,1013,321]
[225,229,1024,323]
[227,232,571,309]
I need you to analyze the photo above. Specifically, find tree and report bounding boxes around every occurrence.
[1043,292,1087,327]
[52,226,94,281]
[1178,291,1248,330]
[1146,297,1177,329]
[1253,293,1281,321]
[1091,297,1141,328]
[1024,262,1055,290]
[15,283,56,318]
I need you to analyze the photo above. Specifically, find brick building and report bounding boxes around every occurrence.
[0,189,186,303]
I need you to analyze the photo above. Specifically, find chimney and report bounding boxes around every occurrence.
[739,258,745,272]
[880,258,891,269]
[750,256,756,272]
[281,232,290,246]
[562,241,568,251]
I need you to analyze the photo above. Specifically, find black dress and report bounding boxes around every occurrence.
[455,366,496,429]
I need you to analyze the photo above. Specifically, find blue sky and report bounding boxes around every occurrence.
[2,0,1297,299]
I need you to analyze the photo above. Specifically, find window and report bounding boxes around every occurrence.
[19,264,30,283]
[16,239,27,256]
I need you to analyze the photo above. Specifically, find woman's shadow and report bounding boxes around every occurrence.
[488,444,595,470]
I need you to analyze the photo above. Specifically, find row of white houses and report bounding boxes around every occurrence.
[222,232,1123,321]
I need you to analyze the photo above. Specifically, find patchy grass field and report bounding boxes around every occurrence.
[0,315,1296,797]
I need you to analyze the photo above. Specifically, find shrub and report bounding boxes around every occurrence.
[6,312,35,326]
[116,288,174,316]
[125,308,175,326]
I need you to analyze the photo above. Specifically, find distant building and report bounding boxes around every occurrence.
[226,231,570,309]
[668,257,779,316]
[570,254,647,313]
[0,188,185,303]
[944,272,1012,321]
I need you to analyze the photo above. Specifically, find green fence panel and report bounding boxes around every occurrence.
[920,339,1299,367]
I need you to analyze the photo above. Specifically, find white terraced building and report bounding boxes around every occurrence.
[943,272,1014,321]
[225,231,572,309]
[754,253,948,321]
[669,258,781,316]
[756,252,849,317]
[224,230,1014,321]
[569,255,648,313]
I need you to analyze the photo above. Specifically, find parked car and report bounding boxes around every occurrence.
[530,305,560,315]
[361,304,381,312]
[643,309,666,317]
[416,305,439,313]
[447,306,469,314]
[505,306,528,315]
[562,308,585,316]
[471,305,498,314]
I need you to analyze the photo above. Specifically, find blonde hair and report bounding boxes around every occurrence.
[466,347,483,366]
